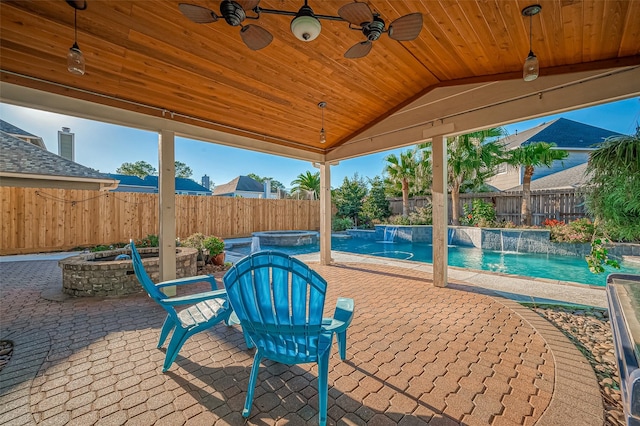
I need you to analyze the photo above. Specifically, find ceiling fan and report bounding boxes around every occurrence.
[179,1,423,58]
[338,2,423,58]
[178,1,273,51]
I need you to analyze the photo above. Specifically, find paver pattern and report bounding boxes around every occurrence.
[0,260,602,425]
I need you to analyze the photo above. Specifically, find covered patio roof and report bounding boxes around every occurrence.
[1,0,639,161]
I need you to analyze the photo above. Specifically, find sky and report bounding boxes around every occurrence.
[1,97,639,189]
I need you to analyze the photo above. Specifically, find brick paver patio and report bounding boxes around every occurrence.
[0,260,603,425]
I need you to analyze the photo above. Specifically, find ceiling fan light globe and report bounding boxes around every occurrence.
[67,44,85,75]
[291,15,321,41]
[523,52,539,81]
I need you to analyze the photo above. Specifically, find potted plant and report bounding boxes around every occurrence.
[203,236,225,265]
[182,233,208,265]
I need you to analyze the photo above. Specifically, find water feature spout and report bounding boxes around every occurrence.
[251,236,261,253]
[448,228,455,245]
[383,226,398,243]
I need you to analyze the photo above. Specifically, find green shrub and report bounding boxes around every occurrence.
[460,199,496,227]
[548,218,595,243]
[332,217,353,231]
[203,236,225,256]
[182,233,206,252]
[136,234,159,247]
[388,215,410,225]
[407,206,432,225]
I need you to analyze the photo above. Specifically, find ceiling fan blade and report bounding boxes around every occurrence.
[338,2,374,26]
[178,3,218,23]
[237,0,260,11]
[388,13,423,41]
[240,25,273,50]
[344,41,372,59]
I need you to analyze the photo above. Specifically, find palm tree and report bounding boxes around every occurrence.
[290,171,320,200]
[421,128,504,225]
[384,150,421,217]
[505,142,569,225]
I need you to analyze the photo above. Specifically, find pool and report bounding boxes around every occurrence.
[232,237,640,286]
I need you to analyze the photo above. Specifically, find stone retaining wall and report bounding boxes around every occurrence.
[58,247,197,297]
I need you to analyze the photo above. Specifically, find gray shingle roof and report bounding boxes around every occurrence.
[505,163,590,192]
[0,119,38,137]
[0,130,110,179]
[501,118,623,150]
[213,175,264,196]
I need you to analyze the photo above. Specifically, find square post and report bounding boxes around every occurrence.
[432,134,448,287]
[159,129,176,296]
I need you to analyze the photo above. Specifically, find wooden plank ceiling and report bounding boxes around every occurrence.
[1,0,639,159]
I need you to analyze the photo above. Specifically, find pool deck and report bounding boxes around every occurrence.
[0,250,606,425]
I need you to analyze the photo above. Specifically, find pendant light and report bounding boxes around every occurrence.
[522,4,541,82]
[318,101,327,144]
[66,1,87,75]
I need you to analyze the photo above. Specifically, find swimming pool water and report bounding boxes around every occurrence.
[239,237,640,286]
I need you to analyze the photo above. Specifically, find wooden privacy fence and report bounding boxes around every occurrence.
[0,187,320,255]
[388,189,587,226]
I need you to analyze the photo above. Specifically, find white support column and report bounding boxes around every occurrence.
[431,134,448,288]
[159,130,177,296]
[318,162,332,265]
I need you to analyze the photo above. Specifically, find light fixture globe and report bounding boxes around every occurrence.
[291,5,321,41]
[523,51,538,81]
[67,42,85,75]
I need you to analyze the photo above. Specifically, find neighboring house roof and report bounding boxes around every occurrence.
[501,117,623,150]
[106,174,212,194]
[505,163,590,192]
[0,130,117,190]
[0,119,46,148]
[213,175,264,196]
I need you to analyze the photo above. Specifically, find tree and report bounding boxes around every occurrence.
[384,150,420,218]
[174,161,193,179]
[419,128,505,225]
[362,176,391,222]
[116,161,157,178]
[505,142,569,225]
[334,174,368,227]
[247,173,286,192]
[585,127,640,241]
[290,171,320,200]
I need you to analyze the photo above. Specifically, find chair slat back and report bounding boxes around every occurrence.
[130,241,166,302]
[224,251,327,363]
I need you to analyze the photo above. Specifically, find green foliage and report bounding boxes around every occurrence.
[116,160,157,178]
[182,232,207,253]
[332,217,353,231]
[334,174,368,226]
[174,161,193,179]
[547,218,595,243]
[586,238,620,274]
[460,199,496,227]
[362,176,391,222]
[585,127,640,242]
[290,171,320,200]
[383,148,431,216]
[388,215,411,225]
[407,205,433,225]
[203,236,225,256]
[248,173,286,191]
[136,234,159,247]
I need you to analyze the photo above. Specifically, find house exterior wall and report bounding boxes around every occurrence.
[486,165,520,191]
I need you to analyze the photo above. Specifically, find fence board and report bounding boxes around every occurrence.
[0,187,320,255]
[388,188,588,226]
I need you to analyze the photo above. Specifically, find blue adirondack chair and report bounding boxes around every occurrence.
[129,240,237,372]
[223,251,354,425]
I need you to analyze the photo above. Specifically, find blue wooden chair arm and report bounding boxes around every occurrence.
[162,289,228,306]
[322,297,355,334]
[156,274,218,290]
